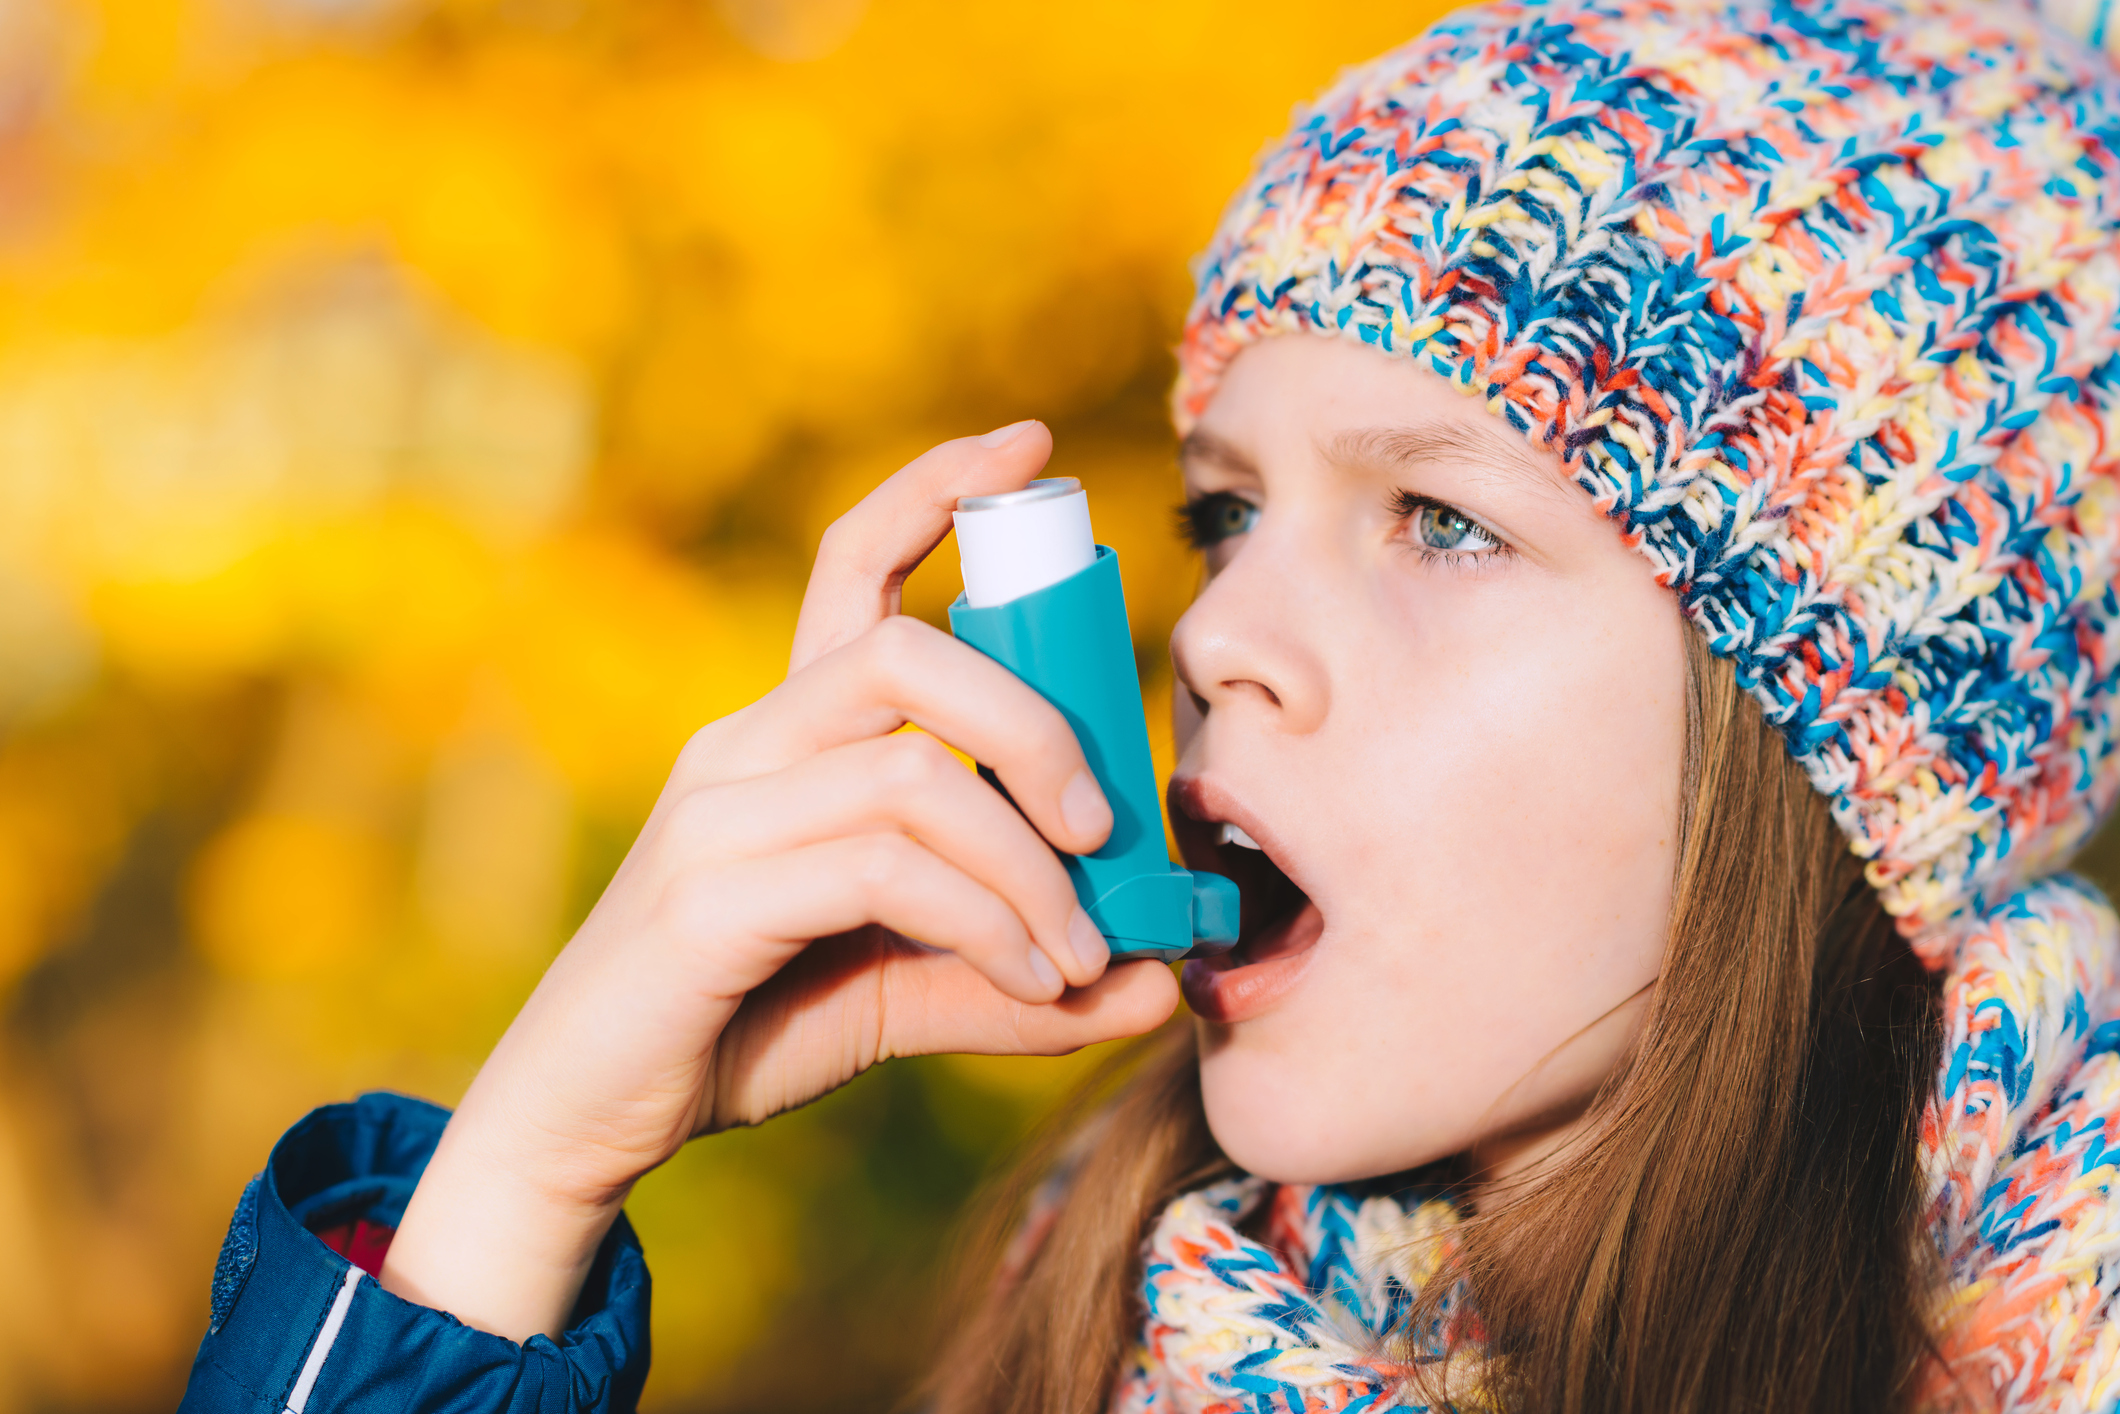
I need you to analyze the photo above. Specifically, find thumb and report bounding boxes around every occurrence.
[789,421,1052,674]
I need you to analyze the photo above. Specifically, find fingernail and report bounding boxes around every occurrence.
[1060,770,1112,846]
[1028,948,1062,992]
[979,419,1037,447]
[1067,907,1109,974]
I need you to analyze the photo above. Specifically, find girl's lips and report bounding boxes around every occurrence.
[1167,773,1325,1024]
[1181,900,1324,1024]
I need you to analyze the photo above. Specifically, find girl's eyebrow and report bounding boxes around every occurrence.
[1177,429,1260,479]
[1324,425,1572,503]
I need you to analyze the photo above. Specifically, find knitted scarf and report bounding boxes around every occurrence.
[1110,1177,1471,1413]
[1109,879,2120,1413]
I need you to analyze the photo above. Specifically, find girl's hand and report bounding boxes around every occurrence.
[378,421,1182,1341]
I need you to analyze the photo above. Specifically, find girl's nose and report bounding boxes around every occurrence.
[1168,535,1331,738]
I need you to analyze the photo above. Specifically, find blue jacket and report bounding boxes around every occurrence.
[179,1092,652,1413]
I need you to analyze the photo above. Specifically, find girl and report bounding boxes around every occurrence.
[181,0,2120,1409]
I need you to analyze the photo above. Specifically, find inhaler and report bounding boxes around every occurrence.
[949,478,1240,961]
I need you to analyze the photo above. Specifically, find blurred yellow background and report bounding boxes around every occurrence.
[0,0,1457,1407]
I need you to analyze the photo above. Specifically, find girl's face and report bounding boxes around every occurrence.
[1169,334,1686,1185]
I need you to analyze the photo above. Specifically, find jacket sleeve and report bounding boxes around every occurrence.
[179,1092,651,1414]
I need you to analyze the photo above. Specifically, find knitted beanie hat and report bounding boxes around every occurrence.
[1142,0,2120,1405]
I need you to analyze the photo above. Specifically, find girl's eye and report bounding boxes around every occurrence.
[1407,500,1502,558]
[1178,491,1261,549]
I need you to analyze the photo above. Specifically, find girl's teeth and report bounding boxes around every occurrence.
[1218,822,1263,850]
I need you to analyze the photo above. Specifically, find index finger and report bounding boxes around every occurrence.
[789,420,1054,673]
[704,614,1114,856]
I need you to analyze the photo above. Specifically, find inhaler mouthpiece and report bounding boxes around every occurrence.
[953,478,1094,608]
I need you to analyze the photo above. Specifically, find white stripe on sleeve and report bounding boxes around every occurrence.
[284,1264,363,1414]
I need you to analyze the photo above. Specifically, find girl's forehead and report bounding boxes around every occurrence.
[1181,336,1565,492]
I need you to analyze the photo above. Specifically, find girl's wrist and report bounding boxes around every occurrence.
[379,1104,633,1342]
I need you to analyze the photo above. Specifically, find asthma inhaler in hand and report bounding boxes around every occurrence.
[949,478,1240,961]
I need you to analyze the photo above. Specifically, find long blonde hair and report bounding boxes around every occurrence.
[925,633,1944,1414]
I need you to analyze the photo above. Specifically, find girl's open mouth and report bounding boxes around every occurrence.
[1169,780,1324,1024]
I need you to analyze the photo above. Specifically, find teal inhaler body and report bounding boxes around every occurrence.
[947,480,1238,961]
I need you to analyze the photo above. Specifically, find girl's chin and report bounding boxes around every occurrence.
[1180,901,1325,1024]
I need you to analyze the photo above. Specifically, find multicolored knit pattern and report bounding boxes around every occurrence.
[1110,1178,1470,1413]
[1139,0,2120,1408]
